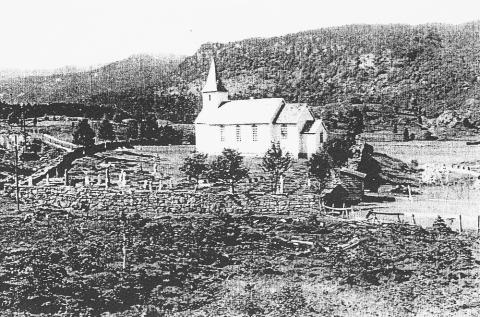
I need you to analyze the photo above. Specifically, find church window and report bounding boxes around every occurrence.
[320,132,324,143]
[209,94,211,101]
[252,125,258,141]
[281,124,288,139]
[236,125,241,142]
[220,125,225,142]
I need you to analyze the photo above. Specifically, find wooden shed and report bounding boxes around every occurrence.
[322,168,366,206]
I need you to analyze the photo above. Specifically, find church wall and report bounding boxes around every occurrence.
[195,123,273,155]
[272,124,300,157]
[222,124,272,155]
[302,121,329,157]
[304,133,319,157]
[195,124,218,154]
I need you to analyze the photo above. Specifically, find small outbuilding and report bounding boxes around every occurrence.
[322,168,366,206]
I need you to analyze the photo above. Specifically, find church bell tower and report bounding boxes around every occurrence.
[201,57,228,111]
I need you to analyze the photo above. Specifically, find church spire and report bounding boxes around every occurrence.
[202,57,227,93]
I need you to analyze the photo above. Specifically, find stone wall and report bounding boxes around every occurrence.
[16,186,320,215]
[23,140,132,186]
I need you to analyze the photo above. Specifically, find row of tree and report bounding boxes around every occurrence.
[180,140,351,194]
[72,117,186,146]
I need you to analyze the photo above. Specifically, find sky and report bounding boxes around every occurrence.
[0,0,479,70]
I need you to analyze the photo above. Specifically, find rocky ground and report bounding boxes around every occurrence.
[0,211,477,316]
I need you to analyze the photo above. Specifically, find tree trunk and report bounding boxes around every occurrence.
[122,227,127,270]
[273,174,278,194]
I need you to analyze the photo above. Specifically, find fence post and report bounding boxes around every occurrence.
[459,214,463,232]
[477,215,480,235]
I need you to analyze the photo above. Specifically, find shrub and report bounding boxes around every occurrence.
[307,150,331,193]
[261,142,292,193]
[180,152,209,188]
[209,148,249,194]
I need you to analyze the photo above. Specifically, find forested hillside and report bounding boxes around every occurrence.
[177,22,480,124]
[1,22,479,128]
[0,54,184,104]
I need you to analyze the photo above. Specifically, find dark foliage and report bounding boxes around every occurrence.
[157,125,183,145]
[180,152,209,186]
[209,148,249,194]
[347,106,364,137]
[307,150,331,192]
[97,117,116,141]
[403,127,410,141]
[261,143,293,193]
[324,138,352,167]
[72,119,95,147]
[125,120,139,140]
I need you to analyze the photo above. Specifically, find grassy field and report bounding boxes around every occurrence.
[370,140,480,229]
[370,140,480,166]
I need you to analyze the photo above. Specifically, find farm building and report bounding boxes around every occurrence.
[195,58,328,158]
[322,168,366,206]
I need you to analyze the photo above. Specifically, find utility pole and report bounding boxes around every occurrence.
[21,103,27,155]
[120,210,127,271]
[14,135,20,213]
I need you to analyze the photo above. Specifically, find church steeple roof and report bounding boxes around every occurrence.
[202,57,227,93]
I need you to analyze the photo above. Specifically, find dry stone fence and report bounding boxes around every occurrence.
[16,186,321,216]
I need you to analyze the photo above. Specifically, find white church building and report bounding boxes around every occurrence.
[195,58,328,158]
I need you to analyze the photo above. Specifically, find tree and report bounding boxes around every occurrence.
[358,155,382,192]
[72,119,95,147]
[324,138,351,167]
[180,152,208,189]
[403,127,410,141]
[125,120,139,140]
[209,148,249,194]
[307,150,331,193]
[113,112,123,123]
[347,107,364,137]
[158,125,183,145]
[261,142,292,194]
[7,112,19,125]
[138,115,158,140]
[97,117,115,141]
